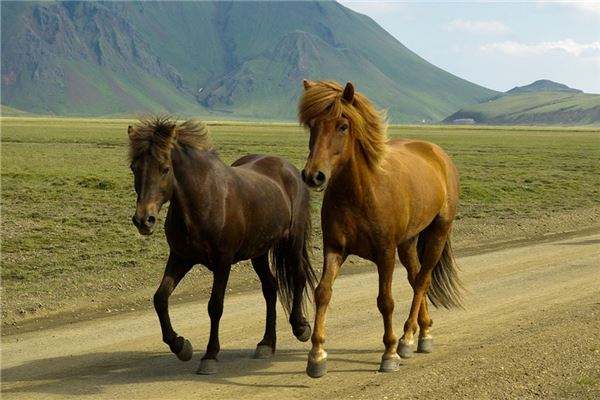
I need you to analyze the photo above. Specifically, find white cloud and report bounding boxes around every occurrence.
[538,1,600,15]
[481,39,600,57]
[446,19,511,35]
[339,1,407,16]
[572,1,600,14]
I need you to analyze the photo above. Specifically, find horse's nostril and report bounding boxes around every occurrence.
[132,215,140,227]
[301,169,307,182]
[314,171,326,185]
[147,215,156,226]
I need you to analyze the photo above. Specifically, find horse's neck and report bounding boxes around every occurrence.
[170,148,226,225]
[328,153,376,206]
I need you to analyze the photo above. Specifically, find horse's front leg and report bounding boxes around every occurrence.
[197,263,231,375]
[154,253,193,361]
[306,248,345,378]
[376,250,401,372]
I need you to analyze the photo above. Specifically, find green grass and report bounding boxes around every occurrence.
[1,117,599,326]
[576,375,599,387]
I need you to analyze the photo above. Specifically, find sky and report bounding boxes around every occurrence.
[339,0,600,93]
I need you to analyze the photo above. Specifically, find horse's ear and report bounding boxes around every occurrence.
[127,125,133,138]
[303,79,315,90]
[342,82,355,103]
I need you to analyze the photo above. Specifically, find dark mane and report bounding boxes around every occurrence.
[128,116,211,163]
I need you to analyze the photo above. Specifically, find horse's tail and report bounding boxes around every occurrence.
[420,236,464,309]
[271,190,317,315]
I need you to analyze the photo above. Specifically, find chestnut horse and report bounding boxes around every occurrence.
[127,117,316,374]
[299,80,463,378]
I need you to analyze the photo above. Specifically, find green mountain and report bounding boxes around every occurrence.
[444,91,600,125]
[1,1,496,122]
[506,79,582,95]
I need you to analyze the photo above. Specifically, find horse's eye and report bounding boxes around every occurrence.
[161,166,170,175]
[338,124,349,133]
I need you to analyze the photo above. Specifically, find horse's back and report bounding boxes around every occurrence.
[388,138,451,164]
[388,139,458,191]
[232,154,306,205]
[232,154,298,176]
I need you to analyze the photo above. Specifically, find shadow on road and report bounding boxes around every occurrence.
[1,347,380,396]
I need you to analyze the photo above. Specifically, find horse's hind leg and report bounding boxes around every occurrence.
[399,220,451,358]
[376,249,401,372]
[289,252,312,343]
[251,253,277,359]
[398,238,433,358]
[197,263,231,375]
[154,253,193,361]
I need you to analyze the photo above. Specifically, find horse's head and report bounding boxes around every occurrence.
[127,119,177,235]
[299,80,355,191]
[298,80,387,191]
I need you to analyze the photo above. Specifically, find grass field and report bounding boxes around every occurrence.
[1,117,599,328]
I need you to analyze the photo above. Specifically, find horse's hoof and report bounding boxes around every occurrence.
[306,358,327,378]
[196,358,218,375]
[295,324,312,342]
[379,355,400,372]
[253,344,274,359]
[398,342,413,359]
[417,337,433,353]
[176,339,193,362]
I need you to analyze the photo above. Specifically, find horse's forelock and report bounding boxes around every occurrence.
[128,117,211,164]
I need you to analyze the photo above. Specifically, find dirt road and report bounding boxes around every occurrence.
[2,233,599,399]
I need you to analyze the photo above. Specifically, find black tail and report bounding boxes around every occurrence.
[271,196,317,315]
[419,236,464,309]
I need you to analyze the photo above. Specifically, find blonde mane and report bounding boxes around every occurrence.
[128,116,212,163]
[298,80,388,170]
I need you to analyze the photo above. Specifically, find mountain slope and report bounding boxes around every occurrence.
[444,91,600,125]
[1,1,496,122]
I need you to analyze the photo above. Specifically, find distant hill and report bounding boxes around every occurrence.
[444,91,600,125]
[1,1,496,122]
[506,79,582,95]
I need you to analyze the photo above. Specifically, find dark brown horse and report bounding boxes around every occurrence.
[299,80,463,378]
[127,117,316,374]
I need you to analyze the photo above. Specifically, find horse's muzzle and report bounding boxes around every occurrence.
[301,169,327,191]
[132,214,156,235]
